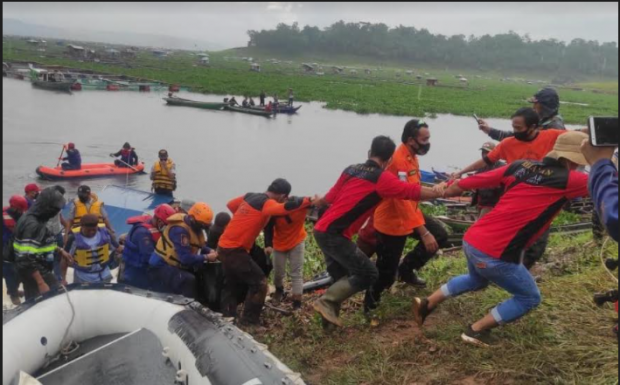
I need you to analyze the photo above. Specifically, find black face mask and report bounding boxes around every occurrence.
[515,129,534,142]
[78,195,89,203]
[412,140,431,156]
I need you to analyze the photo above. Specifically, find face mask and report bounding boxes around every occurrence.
[514,129,533,141]
[79,195,89,203]
[413,140,431,156]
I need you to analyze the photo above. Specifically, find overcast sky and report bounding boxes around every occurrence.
[3,2,618,49]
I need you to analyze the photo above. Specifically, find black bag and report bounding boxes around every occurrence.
[3,236,16,263]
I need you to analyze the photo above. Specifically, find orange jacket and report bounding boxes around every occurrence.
[218,193,311,252]
[373,144,426,236]
[264,207,308,252]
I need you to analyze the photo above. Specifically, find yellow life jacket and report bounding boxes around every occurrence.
[71,195,106,233]
[152,159,176,191]
[154,213,205,268]
[73,229,111,271]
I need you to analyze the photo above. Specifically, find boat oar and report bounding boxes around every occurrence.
[109,155,142,173]
[56,145,66,168]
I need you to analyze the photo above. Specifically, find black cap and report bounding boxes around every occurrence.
[211,212,232,233]
[77,185,91,195]
[268,178,292,196]
[123,142,131,149]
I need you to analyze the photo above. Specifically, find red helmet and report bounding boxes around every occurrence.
[67,142,75,149]
[153,204,176,225]
[9,195,29,212]
[24,183,41,194]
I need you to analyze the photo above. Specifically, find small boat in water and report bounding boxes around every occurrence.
[250,105,302,114]
[2,284,305,385]
[29,67,74,92]
[36,163,146,181]
[225,105,275,117]
[163,97,227,110]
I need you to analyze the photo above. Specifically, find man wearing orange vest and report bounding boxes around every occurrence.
[368,120,449,312]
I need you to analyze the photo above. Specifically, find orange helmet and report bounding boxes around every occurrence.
[188,202,214,225]
[153,204,176,225]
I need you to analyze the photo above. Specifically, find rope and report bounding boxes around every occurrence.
[59,284,79,355]
[599,237,618,284]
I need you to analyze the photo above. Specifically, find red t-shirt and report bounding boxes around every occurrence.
[459,158,589,262]
[486,129,566,164]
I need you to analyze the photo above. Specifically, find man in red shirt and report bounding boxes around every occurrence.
[312,136,444,328]
[413,131,590,347]
[218,179,313,325]
[453,107,575,269]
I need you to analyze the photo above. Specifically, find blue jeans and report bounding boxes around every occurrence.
[443,242,542,324]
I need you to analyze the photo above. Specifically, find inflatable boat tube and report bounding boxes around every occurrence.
[2,284,305,385]
[36,163,146,181]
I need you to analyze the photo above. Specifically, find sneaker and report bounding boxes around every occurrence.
[412,297,434,327]
[461,325,496,348]
[399,271,427,288]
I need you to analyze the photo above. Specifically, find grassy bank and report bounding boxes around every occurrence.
[257,230,618,385]
[3,40,618,124]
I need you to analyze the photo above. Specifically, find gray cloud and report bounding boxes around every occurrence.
[3,2,618,49]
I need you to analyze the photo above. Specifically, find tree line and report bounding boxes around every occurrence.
[247,21,618,78]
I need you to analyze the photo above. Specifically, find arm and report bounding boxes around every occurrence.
[589,160,618,242]
[264,218,275,249]
[169,227,207,268]
[488,128,513,141]
[376,172,422,201]
[64,204,76,246]
[227,196,245,214]
[446,165,510,197]
[134,227,155,258]
[262,197,311,217]
[453,158,491,180]
[132,151,139,164]
[100,205,115,237]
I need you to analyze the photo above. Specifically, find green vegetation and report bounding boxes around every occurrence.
[258,230,619,384]
[249,21,619,78]
[3,38,617,124]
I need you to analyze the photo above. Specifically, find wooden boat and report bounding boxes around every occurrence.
[225,105,274,117]
[163,97,227,110]
[3,284,305,385]
[36,163,146,181]
[31,80,74,92]
[250,105,302,114]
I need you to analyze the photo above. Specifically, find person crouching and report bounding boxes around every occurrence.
[148,202,217,298]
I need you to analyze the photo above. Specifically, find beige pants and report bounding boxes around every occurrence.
[273,242,305,296]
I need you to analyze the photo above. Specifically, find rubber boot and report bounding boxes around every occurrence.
[313,278,359,328]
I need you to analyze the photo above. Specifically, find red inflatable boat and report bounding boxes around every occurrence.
[36,163,146,180]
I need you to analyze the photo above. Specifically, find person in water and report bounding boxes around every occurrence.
[110,142,139,167]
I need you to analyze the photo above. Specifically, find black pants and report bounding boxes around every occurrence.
[219,247,268,324]
[314,230,378,291]
[398,214,450,277]
[523,229,550,270]
[18,267,58,301]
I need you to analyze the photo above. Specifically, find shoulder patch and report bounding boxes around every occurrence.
[408,170,417,176]
[180,234,190,246]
